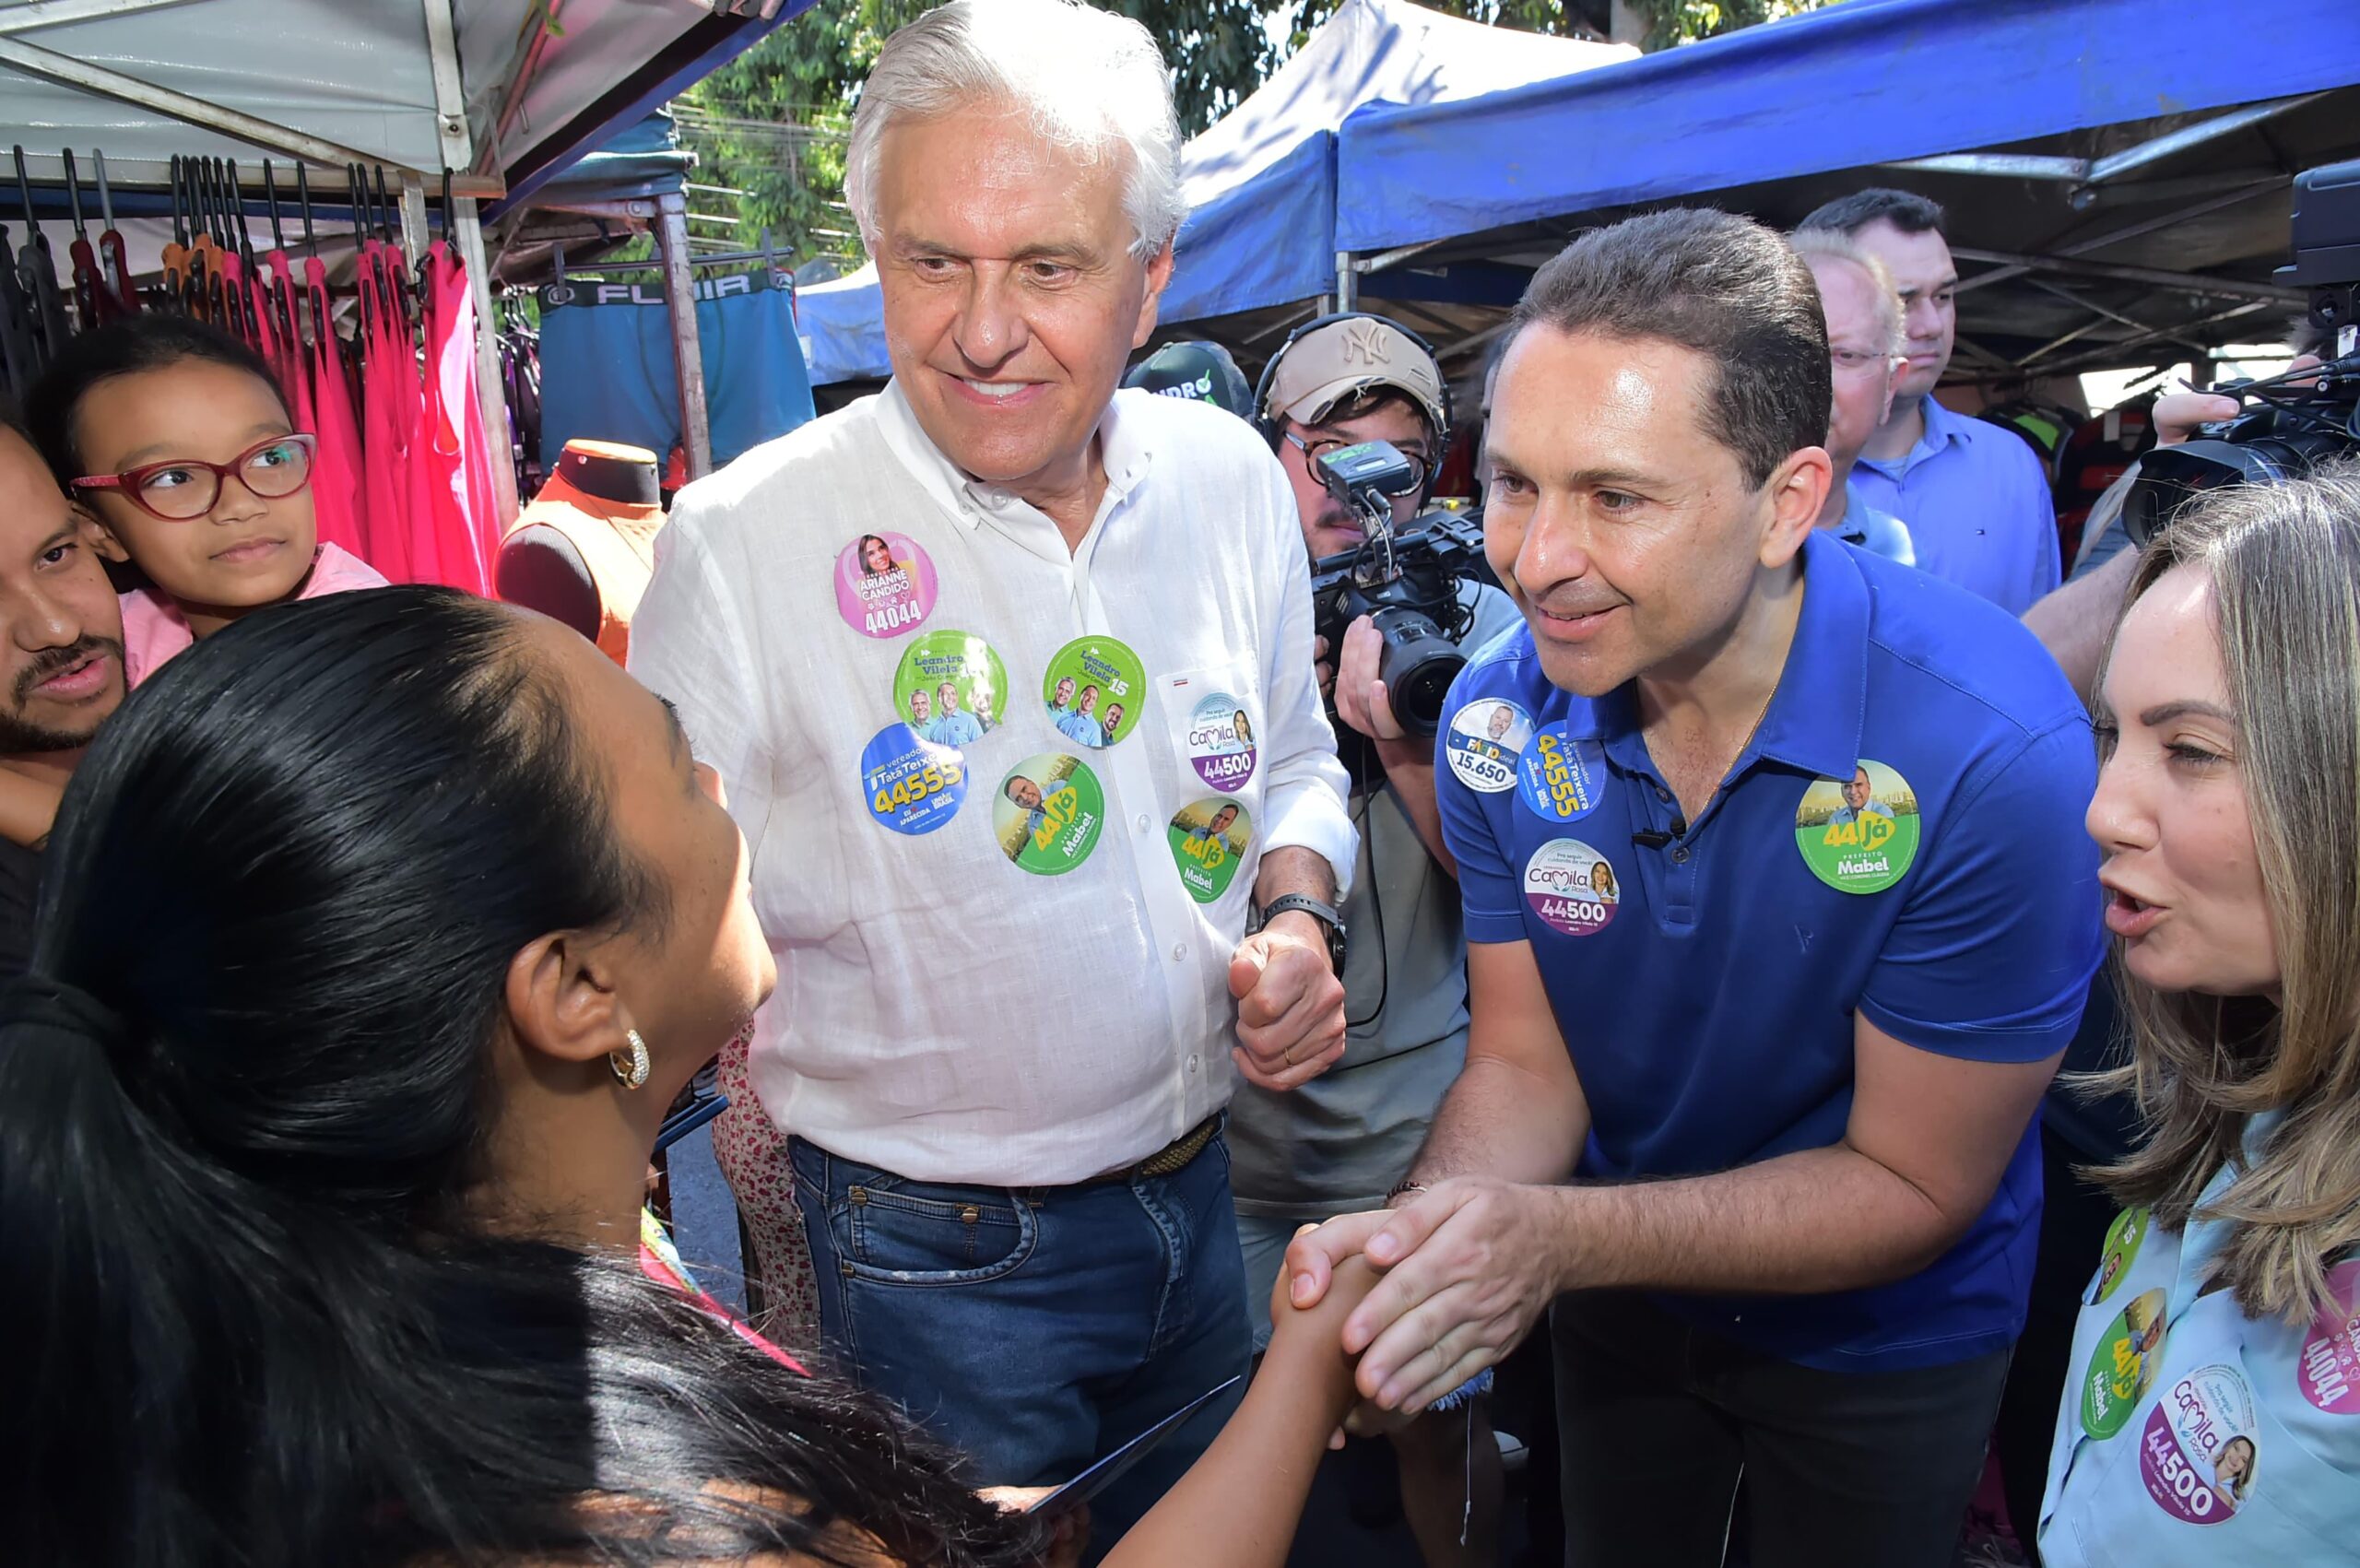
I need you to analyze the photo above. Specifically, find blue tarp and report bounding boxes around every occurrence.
[1335,0,2360,254]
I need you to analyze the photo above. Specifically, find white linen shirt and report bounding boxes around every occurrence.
[631,382,1356,1185]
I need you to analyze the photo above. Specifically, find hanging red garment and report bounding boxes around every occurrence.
[386,242,447,591]
[284,253,366,564]
[421,240,500,595]
[352,246,414,584]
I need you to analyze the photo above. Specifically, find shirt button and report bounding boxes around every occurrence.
[1137,813,1152,832]
[1172,942,1188,961]
[1655,786,1671,802]
[1670,846,1691,865]
[1186,1056,1200,1076]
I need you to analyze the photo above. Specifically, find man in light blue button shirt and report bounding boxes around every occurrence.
[926,680,985,748]
[1800,190,2059,613]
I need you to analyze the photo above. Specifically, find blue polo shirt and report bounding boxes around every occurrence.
[1436,531,2104,1372]
[1852,396,2059,615]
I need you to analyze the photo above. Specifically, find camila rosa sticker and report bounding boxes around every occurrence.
[2081,1286,2169,1440]
[2298,1259,2360,1414]
[1517,723,1605,824]
[859,724,966,836]
[2140,1363,2260,1524]
[1043,636,1146,750]
[1168,798,1253,903]
[892,631,1007,749]
[1186,691,1257,793]
[834,531,938,638]
[994,754,1104,876]
[1795,759,1921,894]
[1524,839,1620,938]
[1446,697,1533,794]
[2088,1208,2151,1307]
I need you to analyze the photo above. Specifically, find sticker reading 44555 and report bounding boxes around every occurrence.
[860,724,966,835]
[994,754,1105,876]
[834,531,938,638]
[1524,839,1619,938]
[1517,724,1604,823]
[1795,759,1921,894]
[1446,698,1531,793]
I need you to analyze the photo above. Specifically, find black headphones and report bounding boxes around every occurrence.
[1251,311,1455,454]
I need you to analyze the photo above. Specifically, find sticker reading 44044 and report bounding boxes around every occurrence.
[892,631,1007,749]
[833,531,938,638]
[1186,692,1257,793]
[1446,698,1532,793]
[1168,798,1253,903]
[994,754,1104,876]
[1517,724,1604,823]
[2297,1259,2360,1414]
[1524,840,1619,938]
[1795,759,1921,894]
[859,724,966,835]
[1043,636,1147,750]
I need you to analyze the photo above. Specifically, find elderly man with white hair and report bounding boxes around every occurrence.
[1790,227,1917,565]
[631,0,1356,1539]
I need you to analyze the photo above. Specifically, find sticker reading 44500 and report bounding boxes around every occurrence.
[1524,839,1619,937]
[860,724,966,835]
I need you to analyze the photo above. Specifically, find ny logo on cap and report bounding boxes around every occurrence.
[1340,319,1395,367]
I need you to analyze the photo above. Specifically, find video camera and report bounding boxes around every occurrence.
[2125,159,2360,546]
[1307,440,1498,737]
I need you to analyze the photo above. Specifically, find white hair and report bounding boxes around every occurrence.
[1790,228,1905,357]
[844,0,1186,262]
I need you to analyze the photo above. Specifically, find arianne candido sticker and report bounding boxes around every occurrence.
[2298,1258,2360,1414]
[1795,758,1920,894]
[834,531,938,638]
[993,754,1104,876]
[2140,1363,2259,1525]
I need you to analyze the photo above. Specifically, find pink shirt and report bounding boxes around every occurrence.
[122,543,389,688]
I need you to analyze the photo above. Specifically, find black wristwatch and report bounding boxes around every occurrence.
[1257,893,1349,974]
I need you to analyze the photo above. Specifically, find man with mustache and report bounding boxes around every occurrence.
[0,413,128,974]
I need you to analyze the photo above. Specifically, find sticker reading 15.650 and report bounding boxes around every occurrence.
[860,724,967,835]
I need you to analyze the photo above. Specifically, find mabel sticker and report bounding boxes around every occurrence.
[2140,1363,2259,1525]
[859,724,966,835]
[1524,840,1619,938]
[2087,1208,2150,1307]
[2298,1258,2360,1415]
[994,754,1104,876]
[1446,698,1532,794]
[1795,759,1920,894]
[1043,636,1146,750]
[1168,798,1253,903]
[1517,723,1604,824]
[2081,1286,2168,1441]
[1186,692,1257,793]
[892,631,1006,749]
[834,531,938,639]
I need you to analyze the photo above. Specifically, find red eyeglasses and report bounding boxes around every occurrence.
[72,433,318,522]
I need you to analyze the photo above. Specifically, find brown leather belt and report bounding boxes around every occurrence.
[1081,1114,1221,1187]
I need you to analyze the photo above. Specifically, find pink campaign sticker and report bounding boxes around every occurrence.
[2139,1364,2259,1526]
[2299,1259,2360,1414]
[834,531,939,639]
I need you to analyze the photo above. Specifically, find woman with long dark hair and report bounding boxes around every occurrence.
[0,586,1375,1565]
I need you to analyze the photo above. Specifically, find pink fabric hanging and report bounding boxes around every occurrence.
[353,248,414,584]
[421,240,500,595]
[277,253,365,562]
[303,254,374,573]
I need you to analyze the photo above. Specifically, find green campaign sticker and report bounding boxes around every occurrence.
[1168,798,1252,903]
[2089,1207,2151,1306]
[2081,1286,2168,1440]
[891,631,1008,749]
[1795,759,1920,894]
[1043,635,1146,750]
[994,754,1104,876]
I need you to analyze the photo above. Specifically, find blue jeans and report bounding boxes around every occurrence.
[790,1129,1252,1555]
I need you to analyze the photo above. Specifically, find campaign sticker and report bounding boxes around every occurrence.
[2088,1208,2151,1307]
[2298,1259,2360,1414]
[892,631,1007,749]
[834,531,938,638]
[1168,798,1253,903]
[1524,840,1619,938]
[1445,698,1531,793]
[2081,1286,2168,1441]
[1043,636,1146,750]
[859,724,966,835]
[2140,1364,2259,1524]
[994,754,1104,876]
[1795,759,1921,894]
[1185,691,1257,793]
[1516,724,1605,824]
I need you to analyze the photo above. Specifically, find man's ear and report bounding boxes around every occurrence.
[74,502,130,563]
[1760,446,1834,570]
[503,928,629,1069]
[1133,239,1175,349]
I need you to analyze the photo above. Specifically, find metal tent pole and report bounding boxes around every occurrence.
[656,191,714,480]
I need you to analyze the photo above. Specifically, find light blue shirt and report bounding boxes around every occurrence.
[1833,480,1917,567]
[1851,396,2059,615]
[925,710,984,749]
[1054,708,1104,749]
[1021,776,1071,841]
[1828,798,1895,827]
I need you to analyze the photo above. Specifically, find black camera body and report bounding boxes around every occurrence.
[1306,440,1497,737]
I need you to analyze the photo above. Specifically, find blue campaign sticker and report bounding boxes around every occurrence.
[1516,724,1605,823]
[860,723,968,835]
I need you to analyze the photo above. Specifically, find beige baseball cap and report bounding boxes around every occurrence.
[1261,315,1449,438]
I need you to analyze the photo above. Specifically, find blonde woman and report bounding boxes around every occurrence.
[2040,465,2360,1558]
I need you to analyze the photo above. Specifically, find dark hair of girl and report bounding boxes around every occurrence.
[25,312,290,482]
[0,585,1039,1566]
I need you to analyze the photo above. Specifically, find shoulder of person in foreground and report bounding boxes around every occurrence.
[662,395,888,542]
[1115,386,1293,524]
[308,540,392,594]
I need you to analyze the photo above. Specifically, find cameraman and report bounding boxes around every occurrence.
[1226,314,1522,1567]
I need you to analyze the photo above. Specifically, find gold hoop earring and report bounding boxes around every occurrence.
[609,1028,651,1091]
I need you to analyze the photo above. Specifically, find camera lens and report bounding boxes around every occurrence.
[1370,606,1466,738]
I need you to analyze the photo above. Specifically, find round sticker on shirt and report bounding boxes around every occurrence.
[859,724,967,835]
[1042,636,1146,750]
[2080,1286,2168,1440]
[1168,798,1253,903]
[1185,692,1257,793]
[833,530,938,638]
[1517,723,1605,824]
[2087,1207,2151,1307]
[2297,1259,2360,1415]
[1795,759,1921,894]
[993,754,1104,876]
[892,631,1007,749]
[2140,1363,2260,1524]
[1524,839,1620,938]
[1445,698,1531,794]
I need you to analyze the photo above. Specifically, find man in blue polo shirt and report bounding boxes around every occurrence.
[1285,209,2103,1567]
[1799,189,2060,614]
